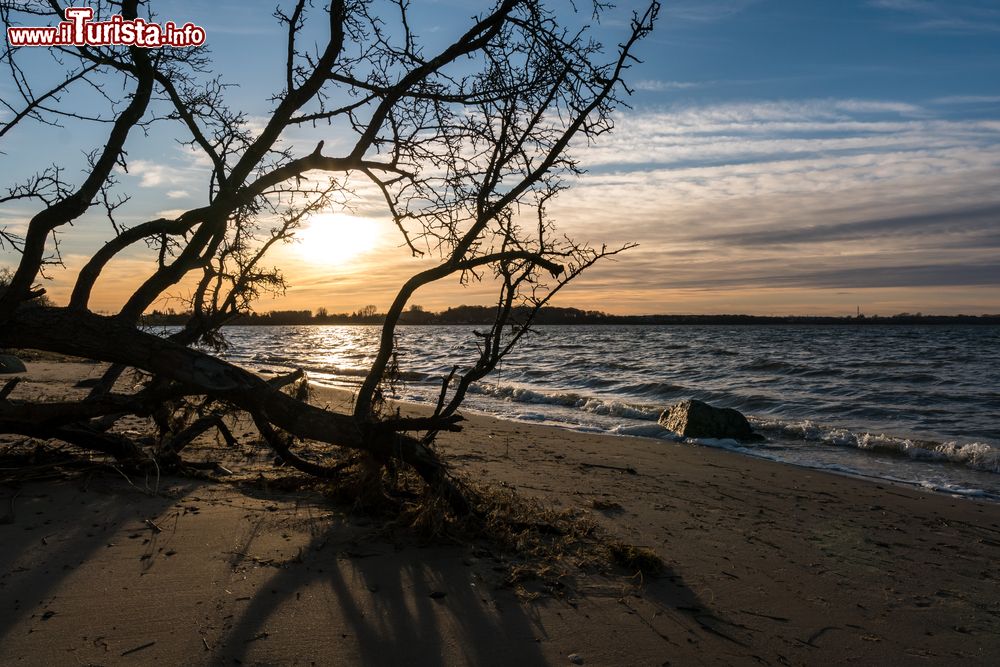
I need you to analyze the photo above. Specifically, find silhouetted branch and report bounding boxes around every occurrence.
[0,0,659,514]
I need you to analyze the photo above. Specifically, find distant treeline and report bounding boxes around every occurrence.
[141,305,1000,326]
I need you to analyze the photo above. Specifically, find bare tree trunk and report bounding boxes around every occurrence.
[0,1,659,515]
[1,306,469,511]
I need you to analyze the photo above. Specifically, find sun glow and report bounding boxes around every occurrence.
[295,213,381,265]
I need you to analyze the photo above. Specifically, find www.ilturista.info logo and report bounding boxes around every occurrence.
[7,7,205,48]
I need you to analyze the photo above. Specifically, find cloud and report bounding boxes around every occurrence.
[634,80,704,92]
[932,95,1000,105]
[574,100,995,173]
[830,100,925,115]
[686,262,1000,290]
[665,0,763,22]
[536,96,1000,308]
[907,18,1000,34]
[123,160,197,188]
[155,209,190,219]
[869,0,937,10]
[0,208,31,237]
[702,203,1000,247]
[869,0,1000,34]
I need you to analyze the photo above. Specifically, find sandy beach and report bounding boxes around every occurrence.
[1,361,998,665]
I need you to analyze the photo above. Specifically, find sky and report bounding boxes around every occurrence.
[1,0,999,316]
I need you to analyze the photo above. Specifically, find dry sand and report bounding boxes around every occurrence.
[1,361,998,665]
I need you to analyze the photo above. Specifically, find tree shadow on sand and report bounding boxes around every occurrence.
[0,474,200,645]
[213,516,552,664]
[1,469,759,665]
[211,493,754,665]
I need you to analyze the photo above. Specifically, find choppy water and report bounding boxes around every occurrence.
[208,325,1000,500]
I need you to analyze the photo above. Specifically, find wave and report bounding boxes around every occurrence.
[752,418,1000,474]
[612,423,674,438]
[468,383,997,475]
[303,368,1000,480]
[469,383,662,420]
[252,359,431,384]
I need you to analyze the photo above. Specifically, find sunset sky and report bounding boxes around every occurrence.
[2,0,999,316]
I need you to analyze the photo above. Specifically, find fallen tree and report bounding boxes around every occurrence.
[0,0,658,514]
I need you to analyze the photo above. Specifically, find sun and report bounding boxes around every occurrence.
[295,213,381,265]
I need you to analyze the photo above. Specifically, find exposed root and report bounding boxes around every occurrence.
[298,464,665,597]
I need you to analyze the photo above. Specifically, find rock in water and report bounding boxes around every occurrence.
[0,354,27,374]
[659,399,763,442]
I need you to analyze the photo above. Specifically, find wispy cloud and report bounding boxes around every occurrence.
[120,159,195,188]
[664,0,763,23]
[870,0,937,11]
[634,80,704,92]
[932,95,1000,105]
[576,99,978,171]
[540,97,1000,311]
[702,203,1000,247]
[869,0,1000,34]
[675,262,1000,290]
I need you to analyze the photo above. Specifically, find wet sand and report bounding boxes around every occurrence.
[1,361,998,665]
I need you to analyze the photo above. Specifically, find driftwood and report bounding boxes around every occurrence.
[0,1,659,513]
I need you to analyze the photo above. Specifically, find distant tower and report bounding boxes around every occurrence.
[856,305,860,318]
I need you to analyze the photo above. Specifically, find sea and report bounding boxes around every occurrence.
[209,324,1000,501]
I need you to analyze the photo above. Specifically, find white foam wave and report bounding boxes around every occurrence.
[753,418,1000,474]
[472,383,661,420]
[612,423,675,439]
[918,481,996,498]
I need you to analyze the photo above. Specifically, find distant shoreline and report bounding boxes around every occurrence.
[142,307,1000,327]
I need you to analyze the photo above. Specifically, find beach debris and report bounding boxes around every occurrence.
[568,653,585,664]
[607,541,665,575]
[120,640,156,656]
[0,353,26,374]
[580,462,637,475]
[0,377,20,399]
[590,498,624,512]
[659,399,764,442]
